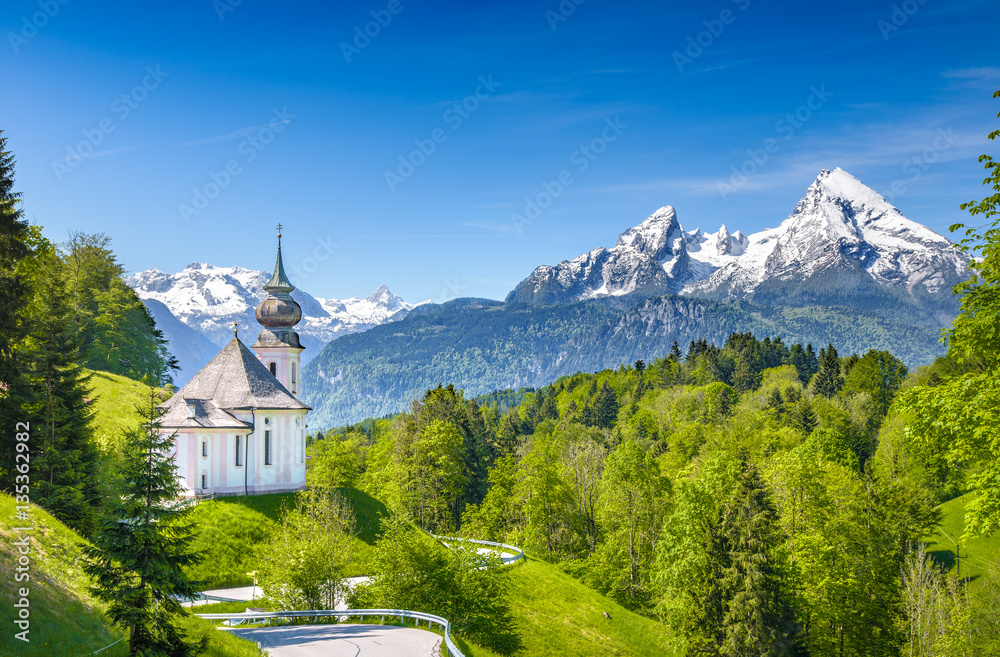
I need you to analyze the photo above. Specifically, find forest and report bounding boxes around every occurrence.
[310,324,999,654]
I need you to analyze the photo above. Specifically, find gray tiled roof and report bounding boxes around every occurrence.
[159,398,253,430]
[158,338,309,428]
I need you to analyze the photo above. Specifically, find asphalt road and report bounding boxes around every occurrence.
[227,624,442,656]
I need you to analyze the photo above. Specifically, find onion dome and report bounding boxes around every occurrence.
[254,225,304,349]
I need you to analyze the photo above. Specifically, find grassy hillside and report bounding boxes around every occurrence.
[0,493,261,657]
[186,488,388,589]
[86,369,166,454]
[924,493,1000,596]
[455,556,676,657]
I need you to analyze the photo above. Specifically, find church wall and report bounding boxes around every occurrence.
[163,405,306,497]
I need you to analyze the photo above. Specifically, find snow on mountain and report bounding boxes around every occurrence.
[128,264,421,382]
[508,168,970,309]
[685,168,969,297]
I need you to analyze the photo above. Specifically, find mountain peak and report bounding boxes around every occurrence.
[366,283,396,303]
[615,205,684,262]
[510,168,971,306]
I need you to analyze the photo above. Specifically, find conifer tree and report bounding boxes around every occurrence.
[0,130,31,490]
[787,343,819,384]
[719,459,797,657]
[811,344,843,398]
[21,234,99,534]
[594,382,619,429]
[84,386,205,657]
[670,340,683,361]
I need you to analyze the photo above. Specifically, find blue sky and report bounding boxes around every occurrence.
[2,0,998,303]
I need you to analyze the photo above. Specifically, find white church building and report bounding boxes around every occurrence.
[158,229,309,496]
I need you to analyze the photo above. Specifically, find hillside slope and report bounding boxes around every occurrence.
[0,494,261,657]
[303,295,944,428]
[456,557,676,657]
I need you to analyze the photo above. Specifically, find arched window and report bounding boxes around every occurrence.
[291,362,297,393]
[269,362,277,376]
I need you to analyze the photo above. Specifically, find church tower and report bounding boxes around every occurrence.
[253,224,304,397]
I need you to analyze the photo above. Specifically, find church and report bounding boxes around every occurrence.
[158,228,309,496]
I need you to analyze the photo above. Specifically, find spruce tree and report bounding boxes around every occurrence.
[594,382,619,429]
[811,344,843,398]
[84,386,206,657]
[670,340,682,362]
[0,130,31,491]
[21,238,99,534]
[719,459,797,656]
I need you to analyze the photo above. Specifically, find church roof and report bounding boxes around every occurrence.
[159,337,309,428]
[159,399,253,430]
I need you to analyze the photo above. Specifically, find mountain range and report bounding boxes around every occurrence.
[127,264,421,383]
[130,168,972,426]
[509,168,967,326]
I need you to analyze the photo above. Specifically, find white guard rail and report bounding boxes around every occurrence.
[196,608,464,656]
[432,535,524,565]
[195,536,524,657]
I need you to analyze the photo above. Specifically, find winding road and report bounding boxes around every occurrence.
[196,536,523,656]
[226,624,442,657]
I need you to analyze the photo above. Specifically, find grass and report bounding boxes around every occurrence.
[0,493,261,657]
[85,369,163,454]
[923,492,1000,597]
[456,556,677,657]
[185,487,389,589]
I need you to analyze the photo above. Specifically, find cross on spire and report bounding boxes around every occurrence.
[277,223,283,239]
[233,321,239,337]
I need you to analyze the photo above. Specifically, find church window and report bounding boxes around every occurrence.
[264,430,272,466]
[201,473,207,489]
[235,436,243,466]
[291,362,297,393]
[269,362,277,376]
[300,434,305,464]
[202,441,207,457]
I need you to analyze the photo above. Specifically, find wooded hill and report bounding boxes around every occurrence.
[310,328,1000,655]
[302,294,945,428]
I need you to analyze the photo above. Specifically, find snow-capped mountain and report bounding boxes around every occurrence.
[508,168,970,321]
[128,263,421,384]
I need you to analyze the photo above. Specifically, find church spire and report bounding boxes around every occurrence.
[265,223,295,294]
[254,224,303,351]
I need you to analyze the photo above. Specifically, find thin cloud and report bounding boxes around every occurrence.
[79,145,141,160]
[942,66,1000,80]
[459,220,520,235]
[177,121,290,147]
